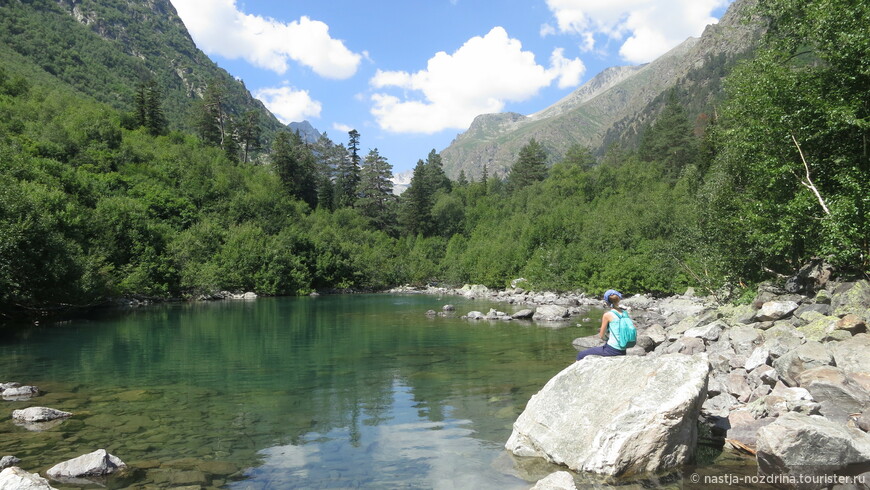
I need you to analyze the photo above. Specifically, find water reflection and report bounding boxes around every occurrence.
[235,381,528,489]
[0,295,589,487]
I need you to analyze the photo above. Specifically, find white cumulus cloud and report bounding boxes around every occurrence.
[253,86,322,124]
[369,27,585,134]
[544,0,731,63]
[170,0,362,78]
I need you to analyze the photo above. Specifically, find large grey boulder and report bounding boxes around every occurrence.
[828,333,870,376]
[772,341,834,386]
[0,467,57,490]
[794,366,870,423]
[831,280,870,322]
[505,354,709,476]
[756,412,870,484]
[46,449,126,480]
[533,305,569,322]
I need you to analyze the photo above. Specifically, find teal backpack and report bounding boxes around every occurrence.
[609,309,637,350]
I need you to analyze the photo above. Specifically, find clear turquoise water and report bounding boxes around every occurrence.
[0,294,602,488]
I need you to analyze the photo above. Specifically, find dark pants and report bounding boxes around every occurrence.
[576,343,625,361]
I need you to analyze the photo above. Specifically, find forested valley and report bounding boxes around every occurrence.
[1,0,867,317]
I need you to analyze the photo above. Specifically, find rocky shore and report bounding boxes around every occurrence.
[395,271,870,488]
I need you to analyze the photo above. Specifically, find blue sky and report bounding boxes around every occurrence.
[169,0,734,174]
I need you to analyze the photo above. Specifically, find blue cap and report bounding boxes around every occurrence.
[603,289,622,306]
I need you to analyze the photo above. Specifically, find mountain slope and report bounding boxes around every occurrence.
[440,0,761,179]
[0,0,284,137]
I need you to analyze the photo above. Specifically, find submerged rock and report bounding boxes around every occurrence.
[1,385,39,401]
[505,353,709,476]
[531,471,577,490]
[12,407,72,423]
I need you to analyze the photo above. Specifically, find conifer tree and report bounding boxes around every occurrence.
[639,91,697,179]
[508,138,547,191]
[334,130,361,208]
[356,148,396,231]
[133,79,167,136]
[272,131,317,207]
[237,110,261,164]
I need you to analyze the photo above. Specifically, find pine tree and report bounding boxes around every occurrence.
[399,159,431,236]
[133,79,167,137]
[272,131,317,207]
[334,130,361,208]
[356,148,396,231]
[508,138,547,191]
[639,91,698,180]
[237,110,261,164]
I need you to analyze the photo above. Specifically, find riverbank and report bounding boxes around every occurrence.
[392,276,870,487]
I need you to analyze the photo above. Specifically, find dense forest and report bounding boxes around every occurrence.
[0,0,867,317]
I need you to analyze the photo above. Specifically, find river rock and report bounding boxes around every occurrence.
[0,456,21,471]
[533,305,569,322]
[828,333,870,376]
[1,385,39,400]
[859,409,870,432]
[531,471,577,490]
[796,315,840,342]
[727,325,764,357]
[665,336,705,355]
[761,324,805,360]
[683,320,726,342]
[703,393,737,418]
[726,410,775,449]
[644,324,667,345]
[466,311,485,320]
[794,366,870,423]
[12,407,72,423]
[756,412,870,486]
[511,309,534,319]
[755,301,800,322]
[784,258,834,295]
[744,347,771,372]
[505,354,710,476]
[831,280,870,321]
[760,384,821,417]
[46,449,126,480]
[772,340,833,386]
[571,335,603,350]
[0,467,57,490]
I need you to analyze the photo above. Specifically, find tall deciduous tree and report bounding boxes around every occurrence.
[706,0,870,277]
[194,80,227,148]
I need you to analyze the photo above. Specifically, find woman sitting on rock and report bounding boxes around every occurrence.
[575,289,628,361]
